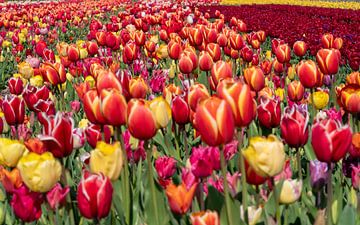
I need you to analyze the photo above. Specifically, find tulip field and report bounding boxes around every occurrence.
[1,0,360,224]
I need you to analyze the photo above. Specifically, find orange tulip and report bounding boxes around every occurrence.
[199,51,214,72]
[340,84,360,114]
[243,66,265,92]
[123,42,137,64]
[333,38,343,50]
[206,43,221,62]
[217,78,256,127]
[297,60,323,88]
[179,53,194,74]
[127,99,157,140]
[188,83,210,111]
[229,33,244,50]
[191,211,220,225]
[41,62,66,85]
[134,30,145,46]
[168,40,182,60]
[217,33,228,47]
[194,96,235,146]
[293,41,307,57]
[321,33,334,49]
[100,89,127,126]
[346,72,360,86]
[189,28,203,46]
[287,80,305,102]
[165,182,197,215]
[0,167,22,193]
[83,90,107,124]
[275,44,291,63]
[211,60,232,87]
[96,69,122,93]
[96,31,106,46]
[316,48,340,75]
[67,44,80,62]
[129,77,149,99]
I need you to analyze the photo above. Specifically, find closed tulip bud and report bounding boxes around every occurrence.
[179,53,194,74]
[67,45,80,62]
[46,183,70,210]
[191,211,220,225]
[280,105,309,148]
[134,30,145,46]
[188,83,210,111]
[257,30,266,42]
[95,69,122,93]
[244,66,265,92]
[149,96,172,129]
[100,89,127,126]
[229,33,244,50]
[293,41,307,57]
[257,96,281,128]
[171,95,190,125]
[199,51,214,71]
[83,90,106,124]
[11,186,44,222]
[17,152,61,193]
[77,171,113,220]
[155,156,177,180]
[250,33,261,49]
[288,80,305,102]
[211,60,232,87]
[159,29,168,42]
[333,38,343,50]
[8,77,23,95]
[96,31,106,46]
[189,28,203,46]
[194,97,234,146]
[311,112,352,163]
[206,29,218,43]
[340,84,360,114]
[316,49,340,75]
[127,99,157,140]
[279,179,302,204]
[310,160,329,190]
[206,43,221,62]
[275,44,291,63]
[2,95,25,125]
[168,41,182,60]
[90,141,123,180]
[242,135,285,178]
[217,78,256,127]
[273,59,284,73]
[217,33,227,47]
[129,77,149,99]
[165,182,197,215]
[0,138,26,167]
[38,112,74,158]
[311,90,329,110]
[41,62,66,85]
[123,42,137,64]
[145,41,156,53]
[87,41,98,56]
[297,60,323,88]
[321,33,334,49]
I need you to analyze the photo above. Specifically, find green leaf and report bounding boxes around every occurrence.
[205,186,224,212]
[304,142,316,161]
[337,205,356,225]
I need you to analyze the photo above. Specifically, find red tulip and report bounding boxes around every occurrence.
[129,77,149,99]
[321,33,334,49]
[168,40,182,60]
[123,42,137,64]
[171,95,190,125]
[134,30,145,46]
[206,43,221,62]
[67,44,80,62]
[287,80,305,102]
[2,95,25,125]
[316,48,340,75]
[38,112,74,158]
[211,60,232,87]
[187,83,210,111]
[77,171,113,220]
[189,28,203,46]
[96,31,106,46]
[11,186,44,222]
[8,77,23,95]
[85,124,111,148]
[257,96,281,128]
[46,183,69,210]
[280,105,309,148]
[87,41,98,56]
[229,33,244,50]
[96,69,122,93]
[35,40,47,57]
[241,45,253,62]
[199,51,214,71]
[297,60,323,88]
[293,41,307,57]
[271,38,285,54]
[311,113,352,163]
[194,96,234,146]
[245,159,267,185]
[243,66,265,92]
[41,62,66,85]
[83,90,107,124]
[179,53,194,74]
[333,38,343,50]
[275,44,291,63]
[217,33,228,47]
[23,85,50,111]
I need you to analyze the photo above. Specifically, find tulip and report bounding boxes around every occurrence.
[206,43,221,62]
[311,90,329,110]
[90,141,123,180]
[333,38,343,50]
[127,99,157,140]
[155,156,177,180]
[83,90,107,124]
[123,42,137,64]
[217,78,256,127]
[165,182,197,215]
[189,28,203,46]
[171,95,190,125]
[17,152,62,193]
[199,51,214,72]
[134,30,145,46]
[279,179,302,204]
[85,124,111,148]
[293,41,307,57]
[257,96,281,129]
[350,132,360,158]
[339,84,360,114]
[87,41,98,56]
[1,95,25,126]
[41,62,66,85]
[190,146,220,178]
[0,138,26,167]
[0,167,22,193]
[38,112,74,158]
[316,48,340,75]
[242,135,285,178]
[273,59,284,73]
[243,66,265,92]
[17,62,34,79]
[11,186,44,222]
[96,69,122,93]
[275,44,291,63]
[8,77,23,95]
[67,44,80,62]
[311,112,352,163]
[280,105,309,148]
[310,160,329,190]
[229,33,244,50]
[149,96,172,129]
[23,85,50,111]
[77,171,113,220]
[190,211,220,225]
[188,83,210,111]
[244,159,267,185]
[129,77,149,99]
[179,52,194,74]
[240,206,262,225]
[287,80,305,102]
[321,33,334,49]
[297,60,323,88]
[156,44,169,60]
[145,41,156,53]
[100,89,127,126]
[211,60,232,87]
[46,183,70,210]
[168,41,182,60]
[194,97,234,146]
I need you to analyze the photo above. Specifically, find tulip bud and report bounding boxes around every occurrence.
[311,90,329,110]
[199,51,214,72]
[77,171,113,220]
[129,77,149,99]
[168,41,182,60]
[297,60,323,88]
[275,44,291,63]
[229,33,244,50]
[8,77,24,95]
[188,83,210,111]
[0,167,22,193]
[149,96,172,129]
[339,84,360,114]
[11,186,44,222]
[67,45,80,62]
[211,60,232,87]
[123,42,137,64]
[100,89,127,126]
[279,179,302,204]
[87,41,98,56]
[287,80,305,102]
[41,62,66,85]
[206,43,221,62]
[194,97,234,146]
[179,53,194,74]
[217,33,227,47]
[2,95,25,126]
[333,38,343,50]
[244,66,265,92]
[257,96,281,129]
[46,183,69,210]
[293,41,307,57]
[190,211,220,225]
[316,48,340,75]
[321,33,334,49]
[171,95,190,125]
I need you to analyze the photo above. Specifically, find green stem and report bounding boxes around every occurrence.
[146,142,160,225]
[220,146,234,225]
[296,149,302,180]
[272,177,281,225]
[199,179,205,211]
[237,130,248,224]
[327,162,333,225]
[183,128,189,160]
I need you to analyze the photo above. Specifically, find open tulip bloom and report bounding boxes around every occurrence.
[0,0,359,225]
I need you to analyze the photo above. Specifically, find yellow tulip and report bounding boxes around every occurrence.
[90,141,123,180]
[17,152,62,193]
[85,76,95,88]
[242,135,285,178]
[149,96,172,129]
[287,65,296,80]
[265,51,272,60]
[17,62,34,79]
[279,179,302,204]
[240,206,262,225]
[169,61,176,79]
[311,90,329,110]
[2,40,12,48]
[275,88,285,101]
[156,44,169,59]
[29,75,43,87]
[78,119,89,129]
[0,138,26,167]
[79,48,88,59]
